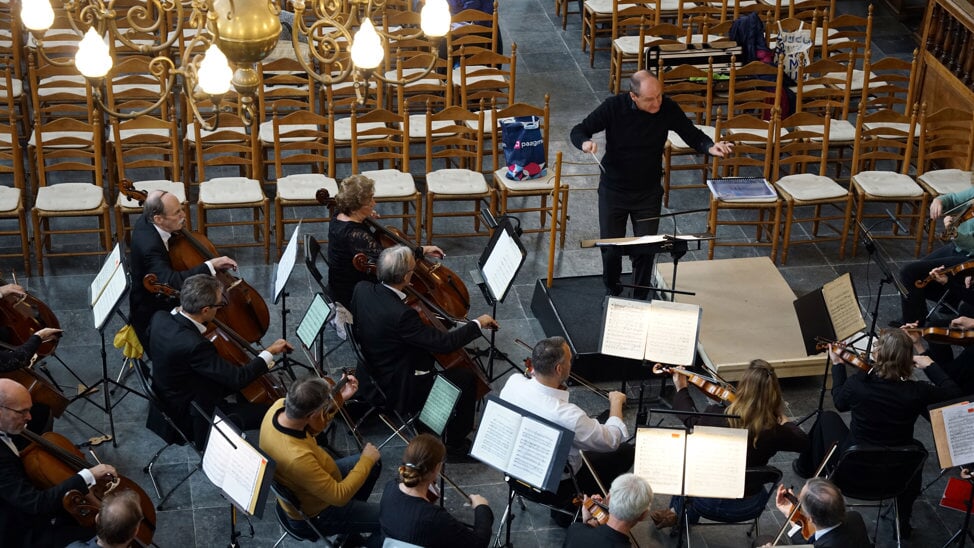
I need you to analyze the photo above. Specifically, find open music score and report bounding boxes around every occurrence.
[634,426,747,498]
[600,298,701,365]
[89,244,128,330]
[202,411,275,517]
[821,273,866,341]
[930,399,974,469]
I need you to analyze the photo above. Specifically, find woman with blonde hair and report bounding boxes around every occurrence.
[656,359,809,527]
[378,434,493,547]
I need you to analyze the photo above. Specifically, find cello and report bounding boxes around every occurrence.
[0,282,62,357]
[18,429,157,547]
[119,180,270,343]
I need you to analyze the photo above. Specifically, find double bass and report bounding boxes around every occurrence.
[19,429,157,546]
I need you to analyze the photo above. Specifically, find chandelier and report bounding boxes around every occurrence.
[20,0,452,129]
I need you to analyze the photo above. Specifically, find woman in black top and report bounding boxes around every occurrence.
[796,328,961,535]
[326,175,443,307]
[662,359,809,525]
[378,434,493,547]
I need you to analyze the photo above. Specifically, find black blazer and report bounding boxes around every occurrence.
[148,311,269,435]
[350,281,481,412]
[128,215,209,344]
[791,511,873,548]
[0,441,89,547]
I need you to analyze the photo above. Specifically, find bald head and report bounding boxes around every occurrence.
[144,190,186,233]
[629,70,663,114]
[0,378,31,435]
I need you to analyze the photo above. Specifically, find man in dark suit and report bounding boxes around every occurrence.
[350,245,498,454]
[149,274,292,447]
[764,478,872,548]
[0,378,117,547]
[129,190,236,349]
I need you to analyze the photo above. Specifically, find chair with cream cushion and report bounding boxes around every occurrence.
[0,84,30,276]
[660,61,717,207]
[793,56,856,180]
[607,0,661,94]
[916,107,974,252]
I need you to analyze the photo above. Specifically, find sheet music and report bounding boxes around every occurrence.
[90,244,128,330]
[418,376,461,436]
[507,417,560,488]
[273,222,301,303]
[481,227,522,302]
[822,273,866,341]
[645,301,701,366]
[684,426,747,499]
[634,428,686,495]
[942,402,974,467]
[470,400,522,472]
[202,415,270,515]
[89,244,122,306]
[600,298,652,360]
[296,294,332,348]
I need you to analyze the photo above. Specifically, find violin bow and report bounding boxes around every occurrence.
[579,450,641,547]
[771,442,839,546]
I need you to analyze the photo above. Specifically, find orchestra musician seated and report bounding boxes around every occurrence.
[378,433,494,547]
[905,317,974,395]
[794,329,961,538]
[0,378,117,547]
[327,175,444,309]
[565,474,664,548]
[148,274,292,448]
[760,478,872,548]
[351,245,498,458]
[66,489,144,548]
[499,336,633,525]
[129,189,237,349]
[259,376,383,548]
[655,360,809,528]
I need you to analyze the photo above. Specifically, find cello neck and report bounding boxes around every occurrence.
[175,229,217,261]
[18,430,89,470]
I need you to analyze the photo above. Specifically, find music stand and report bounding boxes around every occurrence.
[632,207,712,299]
[476,218,527,381]
[270,221,312,378]
[856,218,909,356]
[295,293,335,377]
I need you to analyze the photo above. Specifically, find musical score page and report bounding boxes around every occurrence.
[600,298,652,360]
[470,400,522,472]
[202,416,270,514]
[507,417,561,488]
[822,273,866,341]
[942,402,974,467]
[644,301,702,366]
[684,426,748,499]
[634,428,686,495]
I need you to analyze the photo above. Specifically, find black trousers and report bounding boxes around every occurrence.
[598,184,663,299]
[899,244,974,324]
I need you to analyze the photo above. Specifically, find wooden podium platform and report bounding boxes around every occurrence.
[657,257,826,381]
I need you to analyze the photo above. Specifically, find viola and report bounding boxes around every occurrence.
[903,325,974,346]
[940,207,974,243]
[914,260,974,288]
[119,180,270,343]
[573,496,609,525]
[652,363,736,403]
[18,429,157,547]
[315,188,471,319]
[142,274,287,405]
[815,338,872,373]
[0,285,61,357]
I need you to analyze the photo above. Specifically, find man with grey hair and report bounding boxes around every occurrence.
[351,245,498,457]
[149,274,293,447]
[129,189,237,348]
[565,473,663,547]
[67,489,144,548]
[762,478,870,547]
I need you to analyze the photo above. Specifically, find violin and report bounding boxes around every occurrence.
[814,338,872,373]
[573,495,610,525]
[315,188,471,319]
[914,260,974,289]
[652,363,737,403]
[940,207,974,243]
[782,489,815,540]
[142,274,287,405]
[119,180,270,344]
[902,325,974,346]
[18,429,157,546]
[0,283,61,357]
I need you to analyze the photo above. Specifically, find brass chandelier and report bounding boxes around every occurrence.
[21,0,451,129]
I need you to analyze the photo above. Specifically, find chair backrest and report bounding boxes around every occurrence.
[111,113,181,191]
[271,107,334,179]
[270,480,327,543]
[828,443,927,502]
[773,111,832,180]
[659,62,714,127]
[192,111,258,184]
[918,106,974,173]
[349,106,409,174]
[712,110,775,179]
[425,103,485,173]
[457,44,516,110]
[32,116,105,190]
[726,59,784,118]
[795,56,853,118]
[133,358,194,448]
[491,95,552,172]
[445,3,499,58]
[850,103,918,176]
[859,49,919,115]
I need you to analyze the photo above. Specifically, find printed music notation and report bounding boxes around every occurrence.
[634,426,747,498]
[821,273,866,341]
[600,298,702,365]
[931,400,974,469]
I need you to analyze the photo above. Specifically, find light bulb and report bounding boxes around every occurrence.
[75,28,113,79]
[21,0,55,31]
[198,44,233,96]
[421,0,451,38]
[350,19,384,70]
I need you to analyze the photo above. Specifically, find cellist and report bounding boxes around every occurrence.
[350,246,498,459]
[129,190,237,348]
[0,378,117,547]
[149,274,292,448]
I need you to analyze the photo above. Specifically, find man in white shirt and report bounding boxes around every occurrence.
[499,336,634,519]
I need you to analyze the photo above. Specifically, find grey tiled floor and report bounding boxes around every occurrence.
[6,1,962,547]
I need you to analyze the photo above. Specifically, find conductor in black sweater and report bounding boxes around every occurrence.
[570,70,733,298]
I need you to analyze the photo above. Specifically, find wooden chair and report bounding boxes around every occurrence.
[915,106,974,251]
[491,95,569,247]
[773,111,852,264]
[390,51,454,170]
[424,104,495,243]
[849,104,927,257]
[455,44,517,112]
[859,49,919,116]
[820,6,873,94]
[660,61,716,207]
[706,110,780,261]
[192,111,270,263]
[793,55,856,180]
[582,0,635,67]
[0,70,31,275]
[608,1,663,93]
[256,57,318,182]
[445,3,499,58]
[726,59,784,123]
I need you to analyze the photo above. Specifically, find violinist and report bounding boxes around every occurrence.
[351,246,497,458]
[565,474,663,548]
[259,376,382,548]
[657,360,808,528]
[327,175,445,308]
[499,336,632,526]
[909,316,974,394]
[66,489,143,548]
[0,378,117,547]
[149,274,292,448]
[794,329,961,538]
[129,190,237,348]
[378,433,493,548]
[898,187,974,326]
[760,478,871,548]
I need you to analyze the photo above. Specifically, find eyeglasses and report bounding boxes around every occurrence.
[0,405,30,417]
[207,296,229,309]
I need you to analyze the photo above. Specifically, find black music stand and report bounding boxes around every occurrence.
[475,218,527,382]
[270,221,313,378]
[856,218,909,357]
